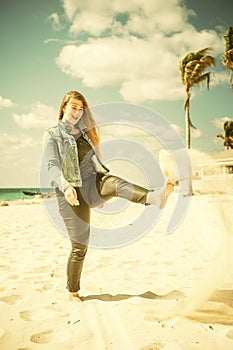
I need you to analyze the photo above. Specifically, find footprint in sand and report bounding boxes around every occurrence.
[140,341,164,350]
[30,328,71,344]
[30,329,54,344]
[35,281,54,292]
[0,294,22,305]
[20,307,68,322]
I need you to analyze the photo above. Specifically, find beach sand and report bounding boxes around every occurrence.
[0,189,233,350]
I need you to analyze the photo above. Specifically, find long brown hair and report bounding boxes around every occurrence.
[58,91,100,146]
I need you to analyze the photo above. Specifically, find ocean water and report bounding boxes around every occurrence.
[0,188,54,201]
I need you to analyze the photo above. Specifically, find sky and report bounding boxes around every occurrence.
[0,0,233,187]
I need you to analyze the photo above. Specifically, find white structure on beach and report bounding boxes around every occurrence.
[193,150,233,194]
[159,148,233,194]
[194,150,233,179]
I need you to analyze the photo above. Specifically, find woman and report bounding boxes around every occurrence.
[43,91,174,302]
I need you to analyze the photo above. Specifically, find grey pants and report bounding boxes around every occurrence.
[56,172,149,292]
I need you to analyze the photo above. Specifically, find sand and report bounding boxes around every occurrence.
[0,189,233,350]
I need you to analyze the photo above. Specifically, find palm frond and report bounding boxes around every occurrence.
[195,73,211,89]
[182,54,215,87]
[200,55,216,67]
[179,48,213,82]
[194,47,212,59]
[189,117,197,129]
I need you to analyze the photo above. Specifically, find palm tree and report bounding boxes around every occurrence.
[179,48,216,149]
[222,27,233,88]
[217,120,233,149]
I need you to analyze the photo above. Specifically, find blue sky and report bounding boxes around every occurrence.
[0,0,233,187]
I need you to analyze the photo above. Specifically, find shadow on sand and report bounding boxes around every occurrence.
[82,289,233,326]
[81,289,184,302]
[187,289,233,325]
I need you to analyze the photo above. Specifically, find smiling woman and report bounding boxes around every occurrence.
[58,91,100,146]
[61,98,84,129]
[41,90,174,302]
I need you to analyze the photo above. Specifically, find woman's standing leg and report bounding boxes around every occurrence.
[67,240,88,301]
[56,187,90,301]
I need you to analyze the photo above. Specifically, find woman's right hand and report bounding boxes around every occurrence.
[64,187,80,206]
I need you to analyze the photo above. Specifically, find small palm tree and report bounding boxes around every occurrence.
[222,27,233,88]
[217,120,233,149]
[179,48,216,149]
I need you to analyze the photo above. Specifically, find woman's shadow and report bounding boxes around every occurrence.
[82,289,233,326]
[81,289,184,302]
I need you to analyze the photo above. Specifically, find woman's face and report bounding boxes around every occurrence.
[62,98,84,127]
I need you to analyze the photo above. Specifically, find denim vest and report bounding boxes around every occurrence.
[42,121,109,193]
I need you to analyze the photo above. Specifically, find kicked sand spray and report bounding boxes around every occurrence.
[157,149,233,322]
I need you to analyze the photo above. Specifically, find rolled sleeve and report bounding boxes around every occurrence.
[42,131,71,193]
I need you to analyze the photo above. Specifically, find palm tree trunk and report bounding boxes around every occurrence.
[185,89,191,149]
[185,106,191,149]
[183,88,193,195]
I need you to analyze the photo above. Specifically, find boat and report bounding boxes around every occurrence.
[22,190,42,196]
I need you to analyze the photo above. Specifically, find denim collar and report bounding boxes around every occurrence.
[77,119,87,132]
[58,119,87,134]
[58,121,72,133]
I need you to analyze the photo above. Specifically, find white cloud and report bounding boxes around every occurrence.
[121,2,193,36]
[13,102,57,129]
[0,133,37,153]
[56,36,183,88]
[211,71,229,87]
[44,38,61,44]
[169,28,223,56]
[62,0,79,20]
[0,133,41,187]
[212,116,232,130]
[171,123,184,137]
[191,128,203,139]
[70,12,112,36]
[0,96,16,109]
[58,0,224,103]
[120,79,184,103]
[47,13,64,31]
[63,0,194,36]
